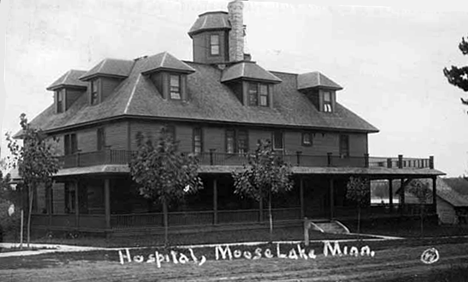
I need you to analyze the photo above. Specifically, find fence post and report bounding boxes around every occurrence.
[429,156,434,169]
[327,153,332,167]
[398,155,403,169]
[209,149,216,166]
[364,153,369,168]
[296,151,302,166]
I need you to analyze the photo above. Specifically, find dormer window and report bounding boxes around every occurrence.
[56,89,65,113]
[323,91,332,112]
[170,74,181,100]
[90,79,100,105]
[210,34,220,56]
[248,82,269,107]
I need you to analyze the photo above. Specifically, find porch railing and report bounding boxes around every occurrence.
[57,149,434,170]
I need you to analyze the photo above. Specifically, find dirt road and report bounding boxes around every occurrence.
[1,240,467,281]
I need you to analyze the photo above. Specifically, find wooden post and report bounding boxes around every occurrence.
[75,181,79,228]
[387,158,392,168]
[47,184,52,227]
[432,177,437,216]
[213,178,218,225]
[299,177,305,219]
[388,179,393,212]
[104,178,111,229]
[329,177,334,220]
[398,155,403,169]
[327,153,332,167]
[429,156,434,169]
[209,149,216,165]
[364,153,369,168]
[400,179,405,214]
[259,194,264,222]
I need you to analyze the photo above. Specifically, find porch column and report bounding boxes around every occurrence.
[75,181,79,228]
[47,184,52,227]
[400,179,405,214]
[388,179,393,212]
[213,178,218,225]
[104,178,111,229]
[432,177,437,215]
[329,177,334,220]
[259,194,264,222]
[299,176,304,219]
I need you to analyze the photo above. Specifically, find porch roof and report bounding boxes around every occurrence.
[51,164,445,178]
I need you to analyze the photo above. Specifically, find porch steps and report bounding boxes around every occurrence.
[313,220,350,234]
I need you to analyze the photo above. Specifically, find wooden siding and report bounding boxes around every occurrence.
[52,182,66,214]
[101,77,122,102]
[105,121,128,150]
[66,89,84,110]
[438,197,457,224]
[192,31,229,64]
[77,128,98,153]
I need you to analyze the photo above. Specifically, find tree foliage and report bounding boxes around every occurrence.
[443,36,468,105]
[129,127,203,245]
[407,180,432,235]
[346,177,370,234]
[5,113,60,245]
[232,139,294,241]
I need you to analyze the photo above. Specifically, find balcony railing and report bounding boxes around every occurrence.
[58,149,434,170]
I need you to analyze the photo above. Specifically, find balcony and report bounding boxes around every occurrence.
[58,149,435,170]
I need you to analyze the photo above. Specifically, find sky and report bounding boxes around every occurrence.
[1,0,468,177]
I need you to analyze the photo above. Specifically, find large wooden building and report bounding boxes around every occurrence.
[24,1,444,236]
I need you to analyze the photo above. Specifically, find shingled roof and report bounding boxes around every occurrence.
[298,72,343,90]
[140,52,196,75]
[79,58,134,81]
[403,178,468,207]
[221,61,282,83]
[28,55,379,133]
[188,11,230,37]
[46,70,88,91]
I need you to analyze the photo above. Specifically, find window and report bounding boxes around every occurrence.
[90,79,99,105]
[339,134,350,158]
[248,82,269,107]
[302,132,313,146]
[97,127,105,151]
[273,131,284,150]
[210,34,220,56]
[323,91,332,112]
[64,183,76,214]
[56,89,65,113]
[259,84,269,107]
[170,74,181,100]
[164,125,176,141]
[226,129,248,154]
[64,133,77,155]
[193,127,203,154]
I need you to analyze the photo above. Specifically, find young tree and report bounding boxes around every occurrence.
[232,139,294,242]
[443,36,468,107]
[407,180,432,236]
[129,127,203,246]
[5,114,60,246]
[346,176,370,234]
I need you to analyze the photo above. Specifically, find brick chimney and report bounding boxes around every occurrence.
[228,0,245,62]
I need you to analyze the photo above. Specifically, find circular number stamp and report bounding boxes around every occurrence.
[421,248,439,264]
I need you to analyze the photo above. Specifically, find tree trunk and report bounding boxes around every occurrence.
[268,192,273,243]
[357,206,361,235]
[20,209,24,249]
[27,186,33,248]
[420,205,424,236]
[162,198,169,247]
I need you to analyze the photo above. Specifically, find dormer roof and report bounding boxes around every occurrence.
[140,52,196,75]
[221,61,282,83]
[297,72,343,91]
[188,11,230,37]
[79,58,134,81]
[46,70,88,91]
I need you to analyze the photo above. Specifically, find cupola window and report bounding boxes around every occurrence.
[210,34,220,56]
[323,91,332,112]
[170,74,181,100]
[56,89,65,113]
[90,79,100,105]
[248,82,269,107]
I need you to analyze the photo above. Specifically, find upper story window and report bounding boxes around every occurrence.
[56,89,65,113]
[170,74,181,100]
[273,131,284,150]
[90,79,100,105]
[302,132,313,146]
[97,127,106,151]
[248,82,269,107]
[210,34,220,56]
[226,129,248,154]
[323,91,333,112]
[339,134,349,158]
[193,127,203,154]
[64,133,78,155]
